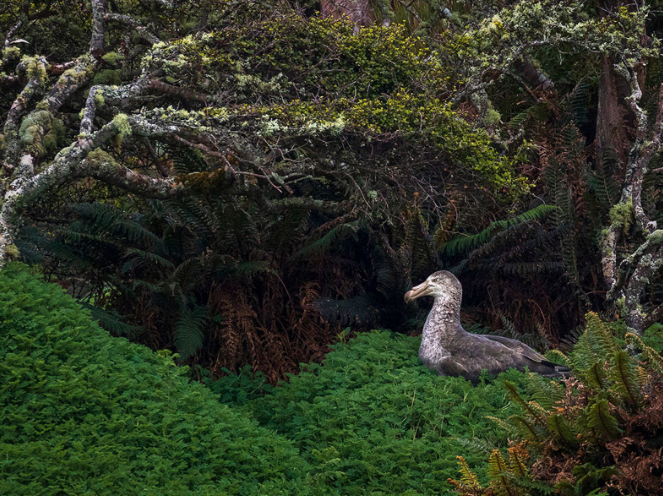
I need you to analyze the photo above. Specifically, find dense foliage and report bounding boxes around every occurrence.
[451,314,663,496]
[1,0,661,382]
[208,330,529,495]
[3,1,663,493]
[0,264,307,495]
[2,1,529,379]
[2,264,540,495]
[3,0,662,382]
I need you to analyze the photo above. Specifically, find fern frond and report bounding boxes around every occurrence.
[453,436,497,456]
[626,332,663,375]
[611,350,640,407]
[295,221,360,258]
[579,361,608,391]
[122,248,175,273]
[171,257,206,291]
[586,149,620,213]
[174,305,208,360]
[587,397,622,440]
[546,349,572,368]
[585,312,619,357]
[508,416,541,442]
[487,415,518,437]
[508,102,546,129]
[526,373,564,410]
[441,205,560,256]
[546,414,578,447]
[84,303,140,336]
[504,381,545,425]
[567,79,591,125]
[456,455,481,489]
[507,445,528,479]
[487,450,518,496]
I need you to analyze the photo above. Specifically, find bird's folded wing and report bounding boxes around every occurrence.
[479,334,547,363]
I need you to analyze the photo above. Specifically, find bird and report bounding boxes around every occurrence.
[404,270,570,383]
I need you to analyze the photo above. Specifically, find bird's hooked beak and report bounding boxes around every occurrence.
[404,279,432,303]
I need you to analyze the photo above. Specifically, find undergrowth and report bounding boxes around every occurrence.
[0,262,537,495]
[450,314,663,496]
[0,263,307,495]
[209,331,529,495]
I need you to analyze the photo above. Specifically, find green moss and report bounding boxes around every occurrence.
[56,55,95,88]
[4,244,20,259]
[112,113,132,147]
[609,199,633,233]
[92,69,122,85]
[1,46,21,62]
[482,107,502,127]
[42,117,65,155]
[22,56,48,84]
[257,93,524,193]
[94,90,105,107]
[18,110,54,157]
[86,148,116,167]
[616,296,626,315]
[101,51,125,66]
[648,229,663,244]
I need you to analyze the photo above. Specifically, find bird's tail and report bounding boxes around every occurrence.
[541,360,572,378]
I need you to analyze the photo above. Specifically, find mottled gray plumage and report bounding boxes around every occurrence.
[405,271,570,383]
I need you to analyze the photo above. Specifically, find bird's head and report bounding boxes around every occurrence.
[404,270,462,303]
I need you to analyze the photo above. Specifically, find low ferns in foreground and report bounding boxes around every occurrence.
[5,261,661,495]
[0,262,529,495]
[0,264,307,495]
[209,331,531,495]
[451,313,663,496]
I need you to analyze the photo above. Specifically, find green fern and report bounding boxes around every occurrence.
[579,361,608,391]
[122,248,175,273]
[507,415,541,442]
[174,304,208,360]
[611,350,640,407]
[585,312,619,356]
[526,373,564,410]
[441,205,560,256]
[84,303,140,336]
[504,381,544,425]
[456,455,481,489]
[546,414,579,448]
[625,332,663,375]
[487,449,518,496]
[567,79,591,125]
[586,397,622,440]
[295,221,361,257]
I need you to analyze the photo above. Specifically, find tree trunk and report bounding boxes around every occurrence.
[594,54,629,168]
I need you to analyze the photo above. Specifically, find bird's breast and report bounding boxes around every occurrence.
[419,337,451,363]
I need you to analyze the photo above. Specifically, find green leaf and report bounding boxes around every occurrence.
[586,398,622,440]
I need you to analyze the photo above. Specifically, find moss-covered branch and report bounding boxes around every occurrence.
[2,56,49,178]
[601,63,663,332]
